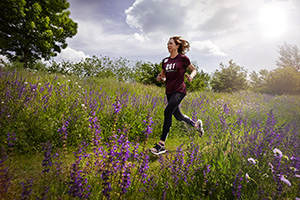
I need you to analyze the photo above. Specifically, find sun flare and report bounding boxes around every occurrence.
[259,5,287,38]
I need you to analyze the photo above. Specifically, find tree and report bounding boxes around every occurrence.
[276,42,300,71]
[185,62,210,92]
[211,60,248,92]
[134,61,163,86]
[0,0,78,68]
[264,67,300,95]
[249,69,271,93]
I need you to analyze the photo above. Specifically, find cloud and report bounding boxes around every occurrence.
[124,0,249,36]
[54,47,90,63]
[125,0,189,35]
[191,40,227,56]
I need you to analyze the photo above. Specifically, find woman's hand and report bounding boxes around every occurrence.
[185,73,193,82]
[186,64,197,82]
[157,73,166,82]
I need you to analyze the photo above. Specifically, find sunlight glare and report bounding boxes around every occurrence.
[259,5,287,38]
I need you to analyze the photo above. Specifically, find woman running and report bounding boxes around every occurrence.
[150,36,204,155]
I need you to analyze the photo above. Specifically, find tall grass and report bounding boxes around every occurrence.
[0,67,300,199]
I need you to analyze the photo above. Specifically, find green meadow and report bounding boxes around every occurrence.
[1,67,300,199]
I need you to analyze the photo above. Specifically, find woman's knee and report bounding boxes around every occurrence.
[174,114,183,121]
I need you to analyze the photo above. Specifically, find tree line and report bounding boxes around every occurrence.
[1,42,300,96]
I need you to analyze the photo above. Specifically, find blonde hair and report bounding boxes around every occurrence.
[170,36,190,55]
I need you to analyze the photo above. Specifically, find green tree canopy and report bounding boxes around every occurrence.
[0,0,78,68]
[185,62,210,92]
[250,67,300,95]
[249,69,271,93]
[134,61,163,86]
[276,42,300,71]
[211,60,248,92]
[266,67,300,95]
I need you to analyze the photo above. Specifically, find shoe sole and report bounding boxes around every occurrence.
[149,149,166,155]
[196,120,204,137]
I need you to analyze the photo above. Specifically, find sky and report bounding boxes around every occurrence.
[53,0,300,73]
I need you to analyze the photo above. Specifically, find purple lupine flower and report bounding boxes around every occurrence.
[101,168,112,199]
[232,173,243,199]
[53,152,63,177]
[170,147,185,186]
[113,99,122,114]
[36,186,49,200]
[162,181,169,200]
[20,179,33,200]
[67,142,91,199]
[120,163,132,194]
[131,142,140,160]
[58,120,69,138]
[138,152,150,183]
[0,147,11,196]
[223,104,229,115]
[88,113,102,148]
[7,132,16,147]
[142,116,154,140]
[203,165,211,177]
[42,142,53,173]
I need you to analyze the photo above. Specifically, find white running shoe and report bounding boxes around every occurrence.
[195,119,204,137]
[149,143,166,155]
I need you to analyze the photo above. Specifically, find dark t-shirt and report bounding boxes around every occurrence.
[162,54,191,94]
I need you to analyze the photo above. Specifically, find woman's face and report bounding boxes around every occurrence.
[167,39,179,53]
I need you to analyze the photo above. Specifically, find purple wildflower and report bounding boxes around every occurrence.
[120,163,132,194]
[113,99,122,114]
[20,179,33,200]
[138,152,150,183]
[67,142,91,199]
[203,164,211,178]
[58,120,69,138]
[170,147,185,185]
[223,104,229,115]
[41,142,53,173]
[0,147,11,197]
[162,181,169,200]
[142,116,154,140]
[232,173,243,199]
[36,186,49,200]
[88,114,102,148]
[7,132,16,147]
[52,152,63,177]
[101,168,112,199]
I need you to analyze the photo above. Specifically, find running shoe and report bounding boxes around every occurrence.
[195,119,204,137]
[149,143,166,155]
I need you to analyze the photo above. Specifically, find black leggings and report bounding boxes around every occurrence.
[160,92,195,141]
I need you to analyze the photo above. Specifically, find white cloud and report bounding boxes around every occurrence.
[191,40,227,57]
[54,47,90,63]
[125,0,189,35]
